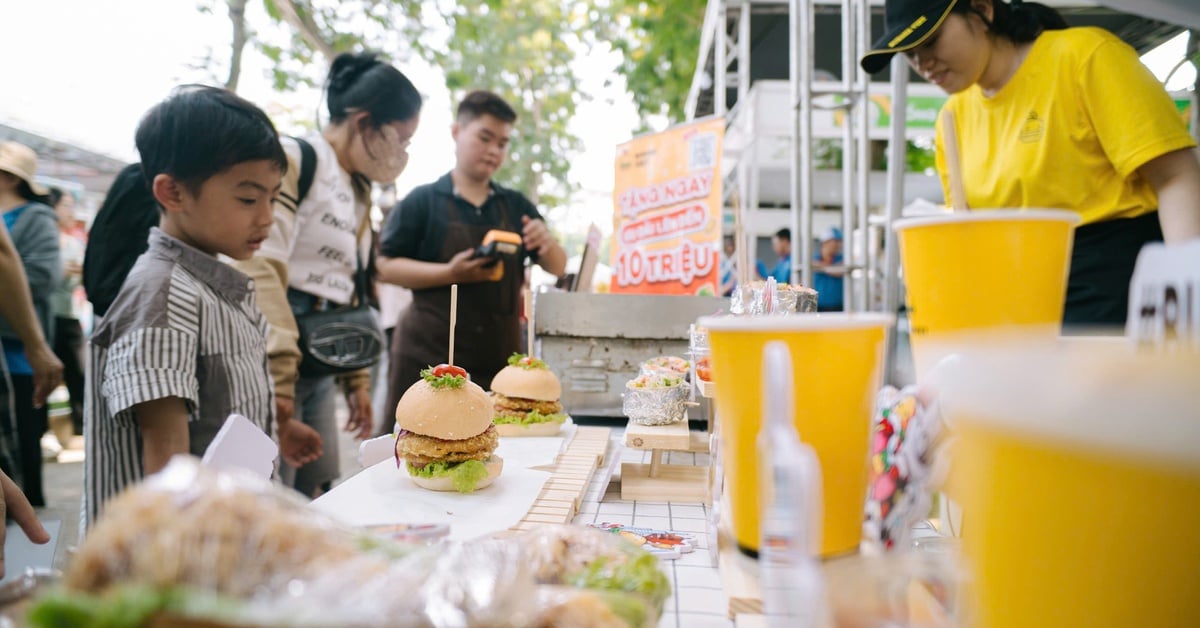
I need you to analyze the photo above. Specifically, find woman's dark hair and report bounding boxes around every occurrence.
[13,179,51,205]
[952,0,1068,43]
[46,186,65,209]
[326,52,422,129]
[135,85,287,196]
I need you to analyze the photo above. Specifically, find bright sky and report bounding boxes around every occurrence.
[2,2,1193,238]
[0,0,640,238]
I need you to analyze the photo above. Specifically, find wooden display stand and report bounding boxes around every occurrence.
[620,419,709,503]
[512,426,611,530]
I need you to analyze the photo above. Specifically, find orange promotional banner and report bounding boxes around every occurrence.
[610,117,725,295]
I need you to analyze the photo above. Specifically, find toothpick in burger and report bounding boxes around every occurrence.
[394,364,503,492]
[491,353,567,437]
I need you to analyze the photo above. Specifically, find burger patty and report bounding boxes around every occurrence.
[397,425,499,468]
[492,392,563,415]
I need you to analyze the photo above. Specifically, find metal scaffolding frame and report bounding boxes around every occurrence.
[694,0,885,312]
[686,0,1197,318]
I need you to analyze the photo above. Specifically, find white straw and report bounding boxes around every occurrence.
[941,109,969,212]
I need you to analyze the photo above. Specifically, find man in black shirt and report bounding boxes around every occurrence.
[377,90,566,411]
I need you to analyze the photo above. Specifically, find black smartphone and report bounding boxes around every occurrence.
[472,242,502,267]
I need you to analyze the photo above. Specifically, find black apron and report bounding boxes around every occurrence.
[1063,211,1163,330]
[388,196,523,412]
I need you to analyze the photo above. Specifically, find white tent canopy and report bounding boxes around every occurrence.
[1096,0,1200,31]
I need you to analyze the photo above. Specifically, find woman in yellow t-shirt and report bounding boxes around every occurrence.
[861,0,1200,326]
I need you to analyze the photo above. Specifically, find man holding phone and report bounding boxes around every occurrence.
[377,90,566,409]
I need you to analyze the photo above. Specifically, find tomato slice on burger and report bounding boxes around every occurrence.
[432,364,468,378]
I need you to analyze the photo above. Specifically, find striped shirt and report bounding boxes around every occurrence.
[84,228,274,527]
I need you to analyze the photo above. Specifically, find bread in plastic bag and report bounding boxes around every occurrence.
[518,525,671,620]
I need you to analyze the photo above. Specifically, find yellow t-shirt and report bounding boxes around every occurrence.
[936,27,1195,225]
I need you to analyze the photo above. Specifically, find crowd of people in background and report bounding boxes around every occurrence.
[0,50,572,535]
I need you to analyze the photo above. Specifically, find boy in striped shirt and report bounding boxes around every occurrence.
[83,86,285,526]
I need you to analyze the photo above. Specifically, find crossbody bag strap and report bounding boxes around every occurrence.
[353,203,373,307]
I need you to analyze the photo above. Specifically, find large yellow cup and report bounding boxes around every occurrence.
[941,341,1200,627]
[894,210,1080,378]
[700,314,893,557]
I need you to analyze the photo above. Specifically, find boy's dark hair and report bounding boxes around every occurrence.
[326,52,422,129]
[135,85,287,196]
[456,90,517,125]
[952,0,1067,43]
[774,228,791,242]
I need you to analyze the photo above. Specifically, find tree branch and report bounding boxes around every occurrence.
[225,0,249,91]
[273,0,336,63]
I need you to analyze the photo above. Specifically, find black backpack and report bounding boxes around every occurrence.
[83,138,317,317]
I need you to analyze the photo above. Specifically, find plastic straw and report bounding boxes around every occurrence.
[941,109,969,212]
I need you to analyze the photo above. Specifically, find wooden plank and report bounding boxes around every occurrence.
[625,419,692,451]
[697,378,716,399]
[720,540,764,616]
[540,489,578,503]
[512,425,611,532]
[523,512,570,524]
[718,489,764,618]
[529,505,572,517]
[689,431,712,453]
[620,462,709,503]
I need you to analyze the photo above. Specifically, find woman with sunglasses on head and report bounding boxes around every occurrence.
[234,52,421,497]
[862,0,1200,328]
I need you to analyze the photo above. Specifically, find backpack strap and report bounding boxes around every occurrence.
[294,136,317,204]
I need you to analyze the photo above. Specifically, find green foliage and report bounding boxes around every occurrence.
[437,0,586,207]
[905,140,937,174]
[203,0,713,212]
[601,0,707,125]
[253,0,429,89]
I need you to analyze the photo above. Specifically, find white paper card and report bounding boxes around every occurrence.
[310,460,550,541]
[1126,240,1200,349]
[358,434,396,469]
[201,413,278,479]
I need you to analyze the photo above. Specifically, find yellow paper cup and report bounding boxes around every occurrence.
[701,313,893,557]
[940,341,1200,627]
[894,210,1079,379]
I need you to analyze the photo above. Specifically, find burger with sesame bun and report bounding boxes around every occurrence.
[490,354,567,437]
[394,364,503,492]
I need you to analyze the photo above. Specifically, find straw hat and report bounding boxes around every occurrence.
[0,141,49,196]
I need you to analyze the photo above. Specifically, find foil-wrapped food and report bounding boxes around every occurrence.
[730,280,818,315]
[623,373,689,426]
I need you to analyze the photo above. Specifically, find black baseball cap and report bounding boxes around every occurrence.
[860,0,958,74]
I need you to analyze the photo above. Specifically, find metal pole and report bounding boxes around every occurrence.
[715,2,728,116]
[856,0,873,310]
[739,1,752,107]
[882,54,909,381]
[791,0,815,290]
[840,0,856,311]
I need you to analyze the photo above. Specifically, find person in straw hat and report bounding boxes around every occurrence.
[0,140,63,508]
[860,0,1200,327]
